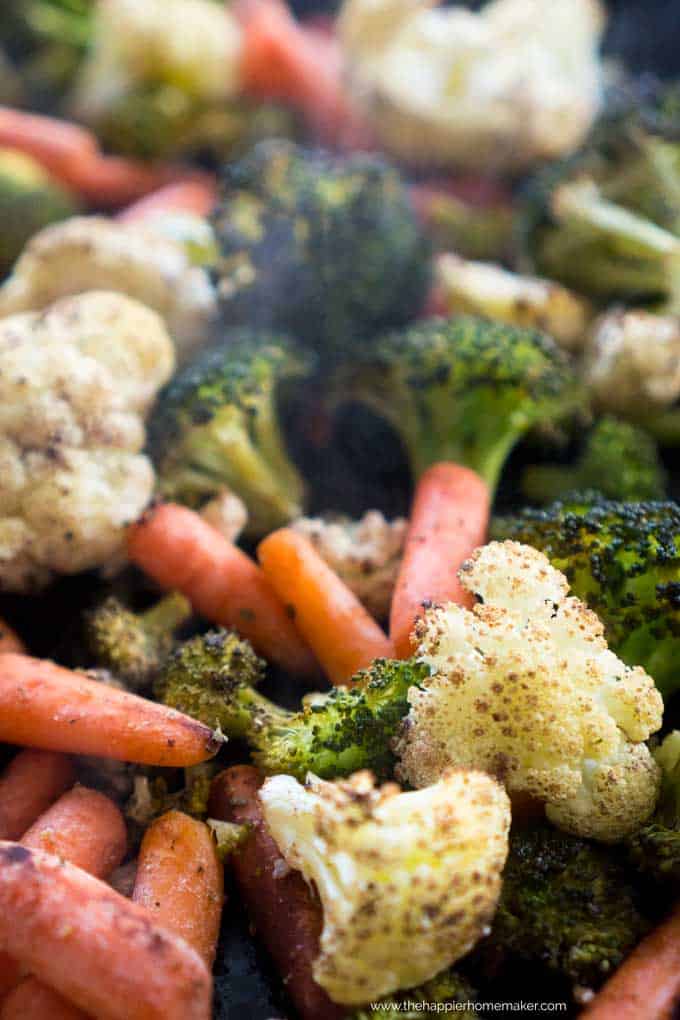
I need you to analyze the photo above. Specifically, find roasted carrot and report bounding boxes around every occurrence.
[127,503,318,678]
[209,766,344,1020]
[0,750,75,842]
[0,620,24,656]
[0,979,88,1020]
[0,786,127,1004]
[257,528,394,685]
[579,901,680,1020]
[390,462,490,658]
[0,107,175,207]
[132,811,223,967]
[0,654,220,766]
[0,841,212,1020]
[117,176,218,223]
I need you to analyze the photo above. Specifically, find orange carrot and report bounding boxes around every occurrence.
[579,902,680,1020]
[0,620,24,656]
[127,503,318,678]
[0,979,88,1020]
[257,528,394,685]
[0,750,75,842]
[0,786,127,1004]
[0,841,211,1020]
[132,811,223,967]
[390,462,490,658]
[0,106,176,207]
[117,176,218,223]
[0,654,220,766]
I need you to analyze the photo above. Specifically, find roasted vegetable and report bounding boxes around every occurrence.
[629,731,680,884]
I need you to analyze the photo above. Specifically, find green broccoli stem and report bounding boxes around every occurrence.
[635,407,680,446]
[218,678,292,741]
[142,591,193,642]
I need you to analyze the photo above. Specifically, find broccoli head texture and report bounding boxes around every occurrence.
[522,417,667,505]
[147,328,313,537]
[491,498,680,700]
[518,79,680,311]
[211,140,431,357]
[86,591,192,690]
[351,969,476,1019]
[483,824,649,991]
[629,731,680,884]
[327,315,586,493]
[157,632,429,781]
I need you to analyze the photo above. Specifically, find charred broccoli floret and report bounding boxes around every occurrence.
[522,417,667,504]
[211,140,431,357]
[148,329,313,537]
[491,498,680,699]
[0,149,77,274]
[157,631,429,781]
[327,316,585,493]
[629,731,680,884]
[483,824,649,991]
[351,970,476,1020]
[518,79,680,311]
[86,591,192,690]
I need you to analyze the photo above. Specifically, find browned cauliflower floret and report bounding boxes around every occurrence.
[0,291,174,592]
[290,511,407,620]
[0,216,217,363]
[260,768,510,1004]
[395,541,663,842]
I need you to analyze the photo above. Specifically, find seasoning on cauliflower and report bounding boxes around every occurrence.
[259,768,510,1005]
[434,253,592,352]
[339,0,605,172]
[290,512,407,620]
[583,309,680,441]
[0,216,217,364]
[395,541,663,842]
[0,290,174,592]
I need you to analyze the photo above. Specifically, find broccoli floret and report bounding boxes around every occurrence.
[522,417,667,504]
[491,499,680,699]
[148,329,313,537]
[86,591,192,690]
[327,316,585,493]
[0,149,77,274]
[211,140,431,358]
[629,732,680,884]
[157,632,429,781]
[483,824,649,992]
[518,79,680,311]
[351,970,476,1019]
[125,761,216,832]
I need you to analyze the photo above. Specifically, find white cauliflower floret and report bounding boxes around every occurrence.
[584,308,680,417]
[291,511,407,620]
[0,291,174,592]
[200,487,248,544]
[0,216,217,363]
[339,0,605,171]
[260,769,510,1005]
[395,541,663,842]
[435,254,592,351]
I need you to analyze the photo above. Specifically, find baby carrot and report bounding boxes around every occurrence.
[117,176,218,223]
[0,841,212,1020]
[0,786,127,1004]
[0,619,24,656]
[579,900,680,1020]
[257,528,394,685]
[209,766,344,1020]
[127,503,318,678]
[132,811,223,967]
[390,462,490,658]
[0,750,75,841]
[0,654,220,766]
[0,979,87,1020]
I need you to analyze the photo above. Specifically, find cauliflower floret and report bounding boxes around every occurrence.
[200,487,248,544]
[0,216,217,363]
[584,308,680,417]
[291,511,407,620]
[339,0,605,171]
[435,254,592,351]
[260,769,510,1005]
[395,541,663,842]
[0,291,174,592]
